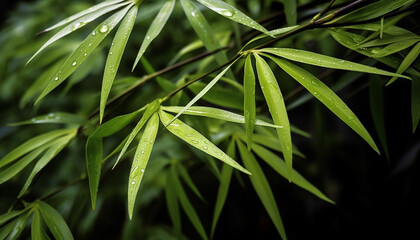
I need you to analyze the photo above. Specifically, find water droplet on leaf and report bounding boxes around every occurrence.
[100,25,109,33]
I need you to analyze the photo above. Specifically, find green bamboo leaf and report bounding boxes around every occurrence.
[283,0,297,26]
[8,112,85,126]
[161,106,283,129]
[359,34,420,48]
[371,39,419,58]
[242,26,298,50]
[237,141,286,240]
[196,0,271,36]
[132,0,175,70]
[0,143,54,184]
[188,82,243,110]
[1,212,30,240]
[128,113,159,220]
[0,129,74,169]
[388,42,420,85]
[18,132,76,198]
[40,0,126,33]
[28,1,130,64]
[31,209,43,240]
[369,76,389,160]
[165,170,181,233]
[211,139,234,238]
[266,55,380,154]
[170,165,208,240]
[0,218,17,239]
[37,201,74,240]
[166,61,235,125]
[259,48,411,79]
[413,77,420,132]
[254,53,293,173]
[244,54,256,150]
[177,164,204,201]
[159,110,250,174]
[36,5,133,104]
[0,209,27,226]
[100,6,138,123]
[251,143,334,204]
[85,137,103,211]
[92,108,144,138]
[115,100,161,168]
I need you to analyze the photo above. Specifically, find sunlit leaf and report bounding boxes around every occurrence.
[237,141,286,239]
[36,4,133,104]
[132,0,175,70]
[100,6,138,123]
[18,131,76,198]
[265,54,380,154]
[170,165,208,240]
[28,1,130,64]
[0,129,74,169]
[244,54,256,150]
[177,164,204,201]
[211,139,234,238]
[387,41,420,85]
[260,48,411,79]
[37,201,74,240]
[254,53,293,173]
[128,113,159,220]
[251,143,334,203]
[159,110,250,174]
[8,112,85,126]
[413,77,420,132]
[196,0,272,36]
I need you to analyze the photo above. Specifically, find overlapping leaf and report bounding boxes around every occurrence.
[37,201,74,240]
[388,42,420,85]
[244,54,256,150]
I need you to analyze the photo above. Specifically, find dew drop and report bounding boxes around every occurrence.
[54,77,59,81]
[141,150,145,154]
[84,53,87,56]
[72,61,77,66]
[131,181,136,185]
[203,145,208,150]
[141,168,145,173]
[191,11,196,17]
[100,25,109,33]
[192,140,198,144]
[311,80,320,87]
[110,51,113,55]
[92,31,96,36]
[146,35,150,40]
[221,10,233,17]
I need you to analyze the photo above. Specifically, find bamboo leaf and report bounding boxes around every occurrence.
[196,0,272,36]
[244,54,256,150]
[266,55,380,154]
[165,170,181,233]
[387,42,420,85]
[31,209,43,240]
[254,53,293,173]
[0,209,27,226]
[159,110,250,174]
[252,143,334,203]
[413,77,420,132]
[0,129,73,169]
[2,212,30,240]
[92,109,144,138]
[128,113,159,220]
[100,6,138,123]
[260,48,411,79]
[283,0,297,26]
[132,0,175,70]
[28,1,130,64]
[177,164,204,201]
[8,112,85,126]
[161,106,283,129]
[359,34,420,48]
[211,139,234,238]
[36,5,133,104]
[170,165,208,240]
[115,100,161,168]
[371,39,419,58]
[188,82,243,110]
[237,141,286,240]
[37,201,74,240]
[18,132,76,198]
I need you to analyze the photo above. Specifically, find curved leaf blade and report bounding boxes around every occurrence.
[8,112,85,126]
[177,164,204,201]
[128,113,159,219]
[165,170,181,233]
[132,0,175,70]
[387,41,420,85]
[0,209,27,226]
[254,53,293,173]
[244,54,256,150]
[159,110,250,174]
[37,201,74,240]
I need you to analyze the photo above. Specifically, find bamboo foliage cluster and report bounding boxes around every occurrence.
[1,0,419,239]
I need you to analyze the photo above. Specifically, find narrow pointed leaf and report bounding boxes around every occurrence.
[37,201,74,240]
[260,48,411,79]
[161,106,283,129]
[254,53,293,173]
[283,0,297,26]
[100,6,138,123]
[40,0,126,33]
[188,82,243,110]
[372,39,419,58]
[36,5,133,104]
[165,171,181,233]
[211,139,234,237]
[244,54,256,150]
[0,129,73,168]
[159,110,250,174]
[128,113,159,220]
[359,34,420,48]
[0,209,27,226]
[116,100,160,168]
[252,143,334,204]
[28,2,130,64]
[31,210,43,240]
[3,212,30,240]
[170,165,208,240]
[413,77,420,132]
[196,0,271,36]
[18,132,76,198]
[93,108,144,138]
[8,112,85,126]
[388,41,420,85]
[132,0,175,70]
[266,55,380,154]
[167,61,235,124]
[177,164,204,201]
[243,26,298,49]
[237,141,286,239]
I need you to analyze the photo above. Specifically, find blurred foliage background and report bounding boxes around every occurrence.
[1,0,420,239]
